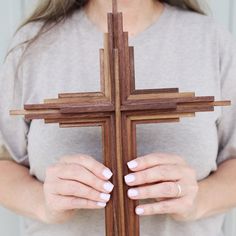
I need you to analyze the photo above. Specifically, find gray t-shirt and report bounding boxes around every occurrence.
[0,3,236,236]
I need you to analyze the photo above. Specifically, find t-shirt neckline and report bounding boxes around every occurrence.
[80,2,172,41]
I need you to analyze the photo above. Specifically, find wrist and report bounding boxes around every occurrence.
[175,181,208,222]
[192,180,209,221]
[35,188,50,224]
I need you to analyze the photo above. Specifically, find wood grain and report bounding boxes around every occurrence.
[9,0,231,235]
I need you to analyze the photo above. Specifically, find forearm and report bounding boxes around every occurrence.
[196,158,236,219]
[0,160,45,221]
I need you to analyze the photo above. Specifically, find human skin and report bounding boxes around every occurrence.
[0,0,236,224]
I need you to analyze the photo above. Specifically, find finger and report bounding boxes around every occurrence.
[60,155,113,180]
[54,180,111,203]
[127,153,186,171]
[51,196,107,211]
[58,164,114,193]
[124,165,185,186]
[135,198,187,216]
[127,182,185,200]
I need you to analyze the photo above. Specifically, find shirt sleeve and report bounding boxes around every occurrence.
[217,26,236,164]
[0,30,30,166]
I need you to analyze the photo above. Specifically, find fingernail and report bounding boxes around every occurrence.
[127,160,138,169]
[128,189,139,197]
[97,202,107,208]
[102,169,113,179]
[103,182,114,192]
[136,207,144,215]
[125,174,135,183]
[100,193,111,201]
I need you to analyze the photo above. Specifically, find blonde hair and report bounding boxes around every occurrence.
[8,0,207,60]
[22,0,206,28]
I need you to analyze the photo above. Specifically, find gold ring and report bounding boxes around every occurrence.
[176,183,182,198]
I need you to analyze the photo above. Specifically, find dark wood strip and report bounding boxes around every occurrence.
[113,49,126,236]
[125,95,214,105]
[104,117,118,236]
[100,49,106,94]
[129,47,136,94]
[112,0,118,13]
[25,102,113,111]
[134,118,180,125]
[117,13,127,102]
[177,105,214,113]
[122,115,139,236]
[132,88,179,95]
[121,102,177,111]
[107,13,116,104]
[60,104,115,114]
[123,32,131,99]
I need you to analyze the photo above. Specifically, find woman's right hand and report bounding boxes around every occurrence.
[41,154,114,224]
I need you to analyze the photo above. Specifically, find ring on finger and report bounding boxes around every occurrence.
[176,183,182,198]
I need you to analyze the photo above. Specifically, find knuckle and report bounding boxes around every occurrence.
[170,154,186,164]
[82,186,94,198]
[160,202,171,212]
[76,155,86,163]
[78,154,92,164]
[69,197,80,208]
[140,171,149,183]
[149,204,156,214]
[162,182,176,196]
[175,155,185,163]
[70,165,83,178]
[158,167,168,180]
[96,179,105,191]
[67,182,79,196]
[89,161,98,171]
[80,198,90,208]
[142,187,150,197]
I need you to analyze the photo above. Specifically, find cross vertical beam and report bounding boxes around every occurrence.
[10,0,231,235]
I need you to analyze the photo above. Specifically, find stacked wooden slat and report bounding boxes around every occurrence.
[10,0,231,235]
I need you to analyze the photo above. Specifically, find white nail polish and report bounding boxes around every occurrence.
[128,189,139,197]
[103,182,114,192]
[127,160,138,169]
[125,174,135,183]
[102,169,113,179]
[136,208,144,215]
[100,193,111,201]
[97,202,107,207]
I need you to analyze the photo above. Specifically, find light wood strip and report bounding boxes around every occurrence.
[58,92,103,98]
[129,113,195,121]
[128,92,195,100]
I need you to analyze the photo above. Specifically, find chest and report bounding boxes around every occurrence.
[25,32,221,182]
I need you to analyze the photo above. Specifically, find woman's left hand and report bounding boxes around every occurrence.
[124,153,199,222]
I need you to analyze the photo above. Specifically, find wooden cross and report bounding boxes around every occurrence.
[11,0,230,235]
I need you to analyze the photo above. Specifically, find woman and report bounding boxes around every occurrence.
[0,0,236,235]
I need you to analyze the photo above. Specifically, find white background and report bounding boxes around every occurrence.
[0,0,236,235]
